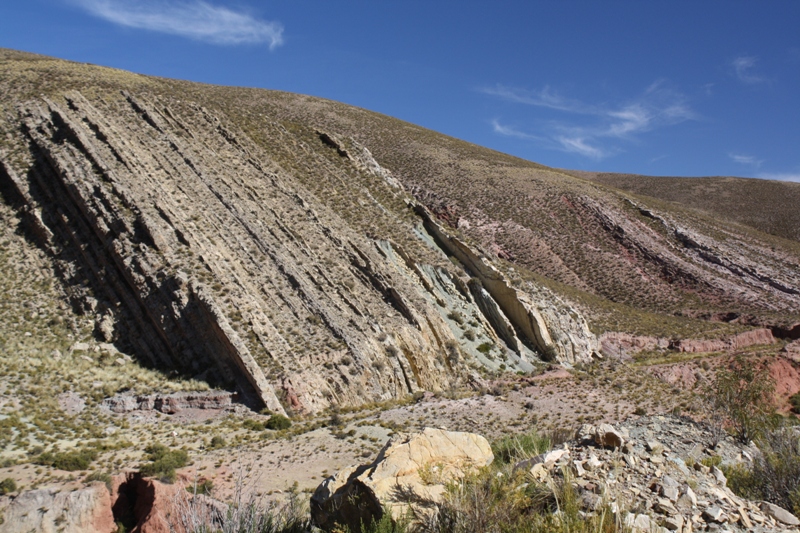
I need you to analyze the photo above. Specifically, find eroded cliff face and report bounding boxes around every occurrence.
[0,88,597,414]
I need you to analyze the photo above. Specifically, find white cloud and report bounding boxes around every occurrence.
[491,120,542,141]
[732,56,765,84]
[72,0,284,47]
[729,153,763,168]
[556,136,607,160]
[482,82,694,160]
[756,172,800,183]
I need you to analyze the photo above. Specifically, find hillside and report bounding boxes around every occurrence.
[566,170,800,243]
[1,49,800,532]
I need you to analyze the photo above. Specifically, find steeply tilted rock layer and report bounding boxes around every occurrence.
[0,73,597,413]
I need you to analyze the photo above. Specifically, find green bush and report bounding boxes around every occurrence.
[209,435,226,449]
[708,356,776,443]
[243,419,265,431]
[790,393,800,414]
[0,478,16,495]
[36,449,98,471]
[139,444,188,483]
[265,414,292,431]
[476,342,493,354]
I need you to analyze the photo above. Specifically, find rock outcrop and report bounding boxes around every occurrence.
[0,80,599,415]
[601,328,777,359]
[310,428,493,531]
[0,482,115,533]
[101,390,237,414]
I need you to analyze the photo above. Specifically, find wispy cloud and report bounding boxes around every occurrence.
[757,172,800,183]
[490,120,542,141]
[72,0,284,47]
[555,136,607,159]
[729,152,763,168]
[732,56,766,84]
[483,82,694,160]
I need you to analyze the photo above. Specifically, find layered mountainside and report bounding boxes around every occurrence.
[1,49,799,416]
[565,169,800,244]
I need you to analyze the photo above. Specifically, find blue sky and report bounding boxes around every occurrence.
[2,1,799,180]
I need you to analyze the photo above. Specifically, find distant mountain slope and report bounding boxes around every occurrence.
[1,48,798,414]
[565,170,800,243]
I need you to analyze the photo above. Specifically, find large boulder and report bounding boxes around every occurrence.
[311,428,493,531]
[0,482,115,533]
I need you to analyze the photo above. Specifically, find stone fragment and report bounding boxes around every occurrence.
[575,424,597,444]
[760,501,800,526]
[594,424,624,448]
[661,485,679,502]
[654,498,678,515]
[584,455,603,471]
[530,462,549,482]
[660,475,678,488]
[703,506,725,523]
[683,486,697,507]
[662,514,683,531]
[624,513,652,532]
[645,440,662,452]
[580,491,602,511]
[710,466,726,485]
[736,507,752,528]
[573,460,586,477]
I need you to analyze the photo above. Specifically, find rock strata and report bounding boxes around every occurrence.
[101,390,237,414]
[0,85,599,415]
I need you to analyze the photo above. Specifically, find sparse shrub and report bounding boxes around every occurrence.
[723,426,800,515]
[187,479,214,496]
[85,471,112,489]
[36,448,98,471]
[476,342,493,354]
[433,461,621,533]
[170,473,311,533]
[633,406,647,416]
[209,435,226,449]
[701,455,722,468]
[265,414,292,431]
[446,311,464,325]
[329,412,344,428]
[243,419,265,431]
[0,478,16,495]
[491,429,551,465]
[708,355,776,443]
[139,443,188,483]
[790,393,800,414]
[444,340,460,364]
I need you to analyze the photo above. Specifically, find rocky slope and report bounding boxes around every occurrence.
[1,49,799,418]
[0,50,601,417]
